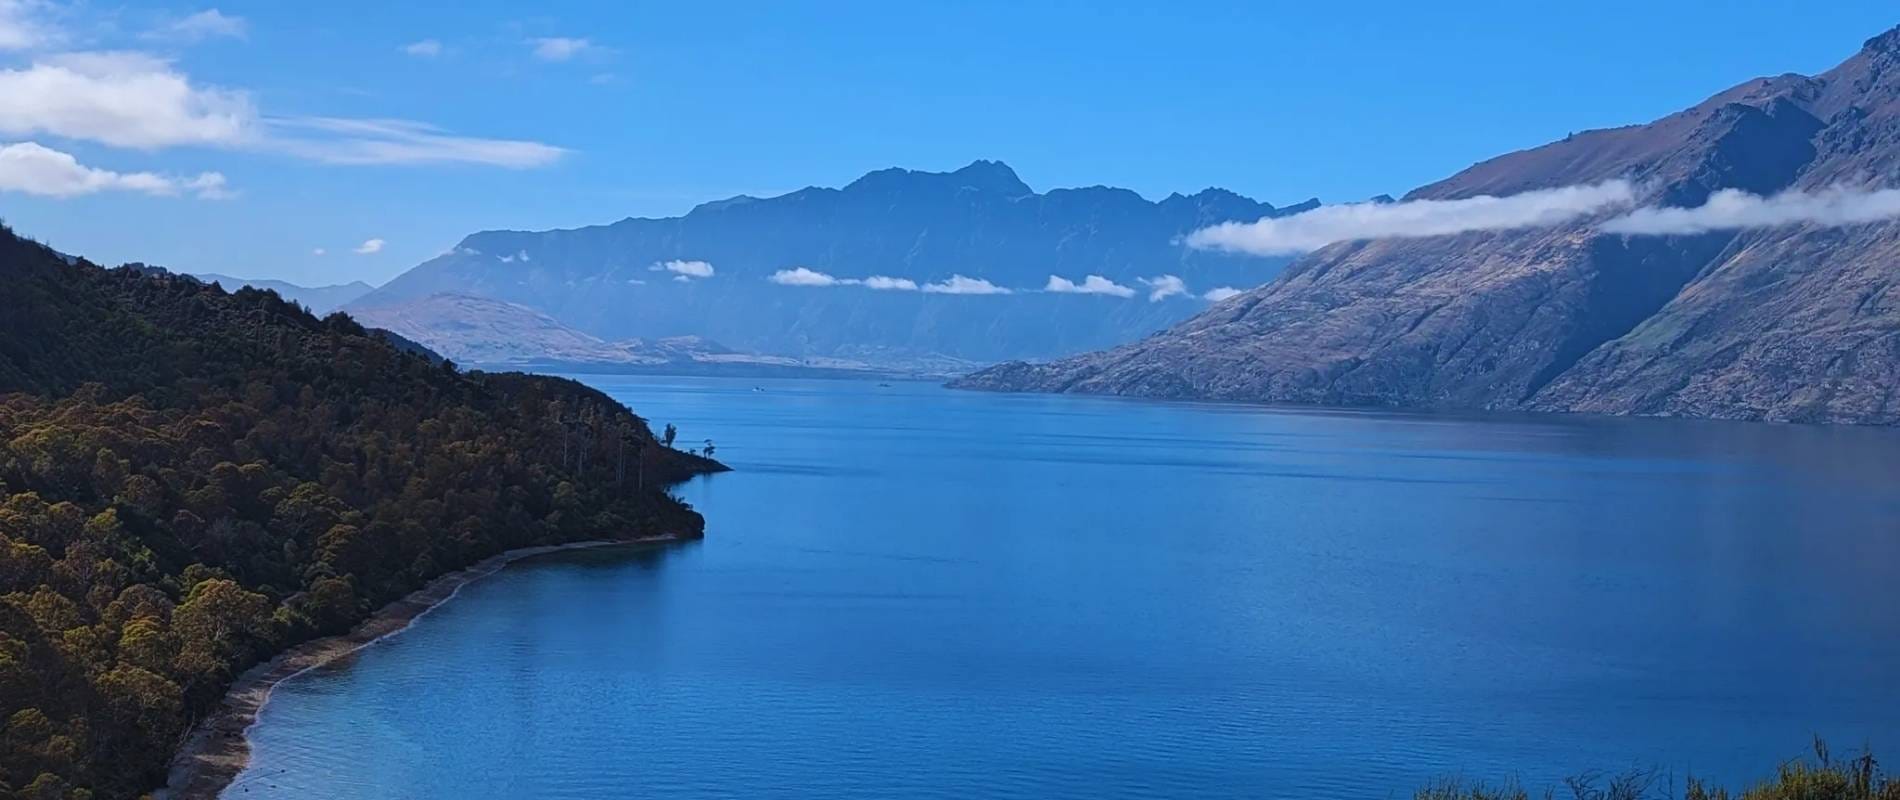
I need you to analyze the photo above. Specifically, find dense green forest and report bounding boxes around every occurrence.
[0,225,723,799]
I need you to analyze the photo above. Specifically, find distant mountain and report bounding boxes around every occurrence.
[957,27,1900,425]
[195,273,376,315]
[350,161,1313,369]
[351,293,912,377]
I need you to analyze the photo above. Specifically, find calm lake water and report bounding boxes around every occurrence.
[231,376,1900,799]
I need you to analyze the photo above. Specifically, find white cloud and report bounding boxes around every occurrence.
[922,274,1011,295]
[766,269,997,294]
[147,9,246,43]
[0,52,254,149]
[1044,274,1136,298]
[769,267,846,286]
[0,0,55,51]
[401,39,443,58]
[0,53,564,168]
[354,238,384,254]
[182,170,231,198]
[1139,274,1188,302]
[529,37,599,62]
[862,275,918,291]
[1602,185,1900,236]
[1202,286,1245,302]
[1188,180,1636,255]
[0,140,227,197]
[268,117,565,168]
[653,259,714,279]
[312,247,326,256]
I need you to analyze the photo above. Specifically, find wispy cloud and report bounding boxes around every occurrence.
[1203,286,1244,302]
[1603,185,1900,235]
[0,0,55,51]
[311,247,326,256]
[1045,274,1135,297]
[652,259,714,280]
[766,269,1008,294]
[922,274,1011,295]
[267,117,566,168]
[145,9,246,43]
[862,275,917,291]
[0,51,566,167]
[1189,181,1636,255]
[529,36,601,62]
[0,140,228,197]
[353,238,384,254]
[1139,274,1188,301]
[769,267,845,286]
[401,39,443,58]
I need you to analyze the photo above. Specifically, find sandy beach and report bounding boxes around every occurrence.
[156,535,683,800]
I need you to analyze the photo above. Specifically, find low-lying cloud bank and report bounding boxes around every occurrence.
[1140,274,1188,302]
[653,259,714,281]
[768,268,1232,300]
[765,268,975,293]
[1187,181,1636,255]
[923,274,1012,295]
[1602,185,1900,235]
[1045,274,1135,297]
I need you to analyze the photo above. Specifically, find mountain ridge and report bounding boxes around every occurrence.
[350,160,1311,369]
[192,273,376,315]
[954,26,1900,425]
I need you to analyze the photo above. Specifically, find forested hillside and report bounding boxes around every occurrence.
[0,224,722,799]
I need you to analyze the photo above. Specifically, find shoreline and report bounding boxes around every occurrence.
[156,535,685,800]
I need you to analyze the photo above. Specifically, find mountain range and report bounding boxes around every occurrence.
[349,161,1314,371]
[956,26,1900,425]
[192,273,375,315]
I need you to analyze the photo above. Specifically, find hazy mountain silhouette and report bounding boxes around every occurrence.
[352,161,1312,370]
[195,273,376,315]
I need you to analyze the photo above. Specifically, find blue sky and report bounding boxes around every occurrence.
[0,1,1894,286]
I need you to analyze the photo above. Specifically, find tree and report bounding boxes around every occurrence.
[0,224,719,798]
[172,579,273,680]
[661,423,677,448]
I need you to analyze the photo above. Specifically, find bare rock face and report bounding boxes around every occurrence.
[957,26,1900,425]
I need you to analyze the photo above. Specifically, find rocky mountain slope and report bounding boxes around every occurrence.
[350,161,1313,369]
[956,27,1900,425]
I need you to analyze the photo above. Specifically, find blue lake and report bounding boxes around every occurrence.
[230,376,1900,799]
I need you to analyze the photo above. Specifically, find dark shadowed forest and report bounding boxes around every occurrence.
[0,225,722,799]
